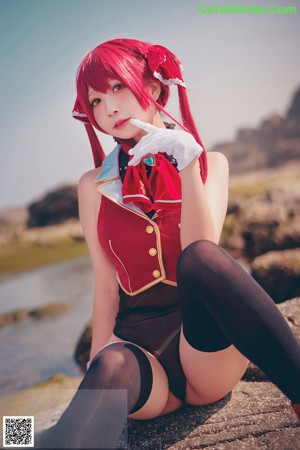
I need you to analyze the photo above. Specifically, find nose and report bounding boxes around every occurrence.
[104,97,119,117]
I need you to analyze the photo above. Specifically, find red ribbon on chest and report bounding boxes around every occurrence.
[118,139,182,214]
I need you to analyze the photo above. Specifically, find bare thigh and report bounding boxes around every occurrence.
[179,326,249,405]
[102,334,183,420]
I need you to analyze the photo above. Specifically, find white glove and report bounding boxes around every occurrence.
[128,118,203,171]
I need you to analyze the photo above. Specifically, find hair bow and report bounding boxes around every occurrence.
[146,45,186,88]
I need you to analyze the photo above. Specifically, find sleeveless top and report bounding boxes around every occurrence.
[96,144,183,296]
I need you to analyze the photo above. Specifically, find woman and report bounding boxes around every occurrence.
[40,38,300,449]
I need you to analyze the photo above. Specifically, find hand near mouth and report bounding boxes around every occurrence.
[128,118,203,171]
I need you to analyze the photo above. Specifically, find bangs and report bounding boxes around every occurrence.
[80,50,119,94]
[73,38,206,179]
[77,42,151,118]
[75,39,170,131]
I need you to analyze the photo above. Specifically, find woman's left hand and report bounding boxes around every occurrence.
[128,118,204,171]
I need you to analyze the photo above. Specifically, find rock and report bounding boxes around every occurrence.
[0,303,72,329]
[9,298,299,449]
[0,374,82,443]
[214,86,300,174]
[33,381,299,449]
[0,206,28,227]
[0,309,29,328]
[277,297,300,342]
[287,86,300,119]
[29,302,72,319]
[0,217,84,247]
[251,250,300,302]
[223,179,300,259]
[74,320,92,372]
[27,185,78,228]
[20,219,84,244]
[70,233,85,242]
[124,382,299,449]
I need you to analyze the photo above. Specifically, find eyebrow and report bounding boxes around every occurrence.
[87,80,121,98]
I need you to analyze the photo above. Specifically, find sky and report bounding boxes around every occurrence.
[0,0,299,209]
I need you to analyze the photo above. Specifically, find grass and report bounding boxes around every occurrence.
[229,162,300,199]
[0,237,89,277]
[228,178,275,198]
[220,215,237,244]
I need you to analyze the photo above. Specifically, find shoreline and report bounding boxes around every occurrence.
[0,373,83,439]
[0,256,93,397]
[0,222,89,278]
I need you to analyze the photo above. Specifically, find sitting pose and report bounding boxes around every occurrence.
[39,38,300,448]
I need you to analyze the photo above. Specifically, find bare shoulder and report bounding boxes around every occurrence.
[77,167,104,233]
[78,166,102,189]
[206,151,229,186]
[78,166,102,202]
[205,153,229,242]
[207,151,229,175]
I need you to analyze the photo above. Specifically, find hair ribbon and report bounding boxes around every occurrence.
[146,45,186,88]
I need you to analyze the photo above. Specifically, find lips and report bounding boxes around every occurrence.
[114,118,130,129]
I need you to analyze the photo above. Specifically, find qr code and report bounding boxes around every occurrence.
[3,416,34,447]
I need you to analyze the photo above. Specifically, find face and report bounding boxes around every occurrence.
[88,79,161,142]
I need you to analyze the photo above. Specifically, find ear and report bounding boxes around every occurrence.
[146,79,162,101]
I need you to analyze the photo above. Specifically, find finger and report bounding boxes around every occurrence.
[128,135,153,155]
[130,118,156,133]
[128,147,151,166]
[128,153,143,166]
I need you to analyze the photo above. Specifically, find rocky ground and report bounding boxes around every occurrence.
[74,298,300,449]
[1,170,300,447]
[16,378,300,449]
[1,298,299,449]
[1,166,300,447]
[123,380,300,449]
[214,85,300,175]
[221,162,300,309]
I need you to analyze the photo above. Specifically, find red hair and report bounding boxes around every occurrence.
[75,38,207,181]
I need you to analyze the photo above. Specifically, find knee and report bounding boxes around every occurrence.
[177,239,219,279]
[87,342,136,385]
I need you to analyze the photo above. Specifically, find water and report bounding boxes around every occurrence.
[0,257,94,396]
[0,255,251,397]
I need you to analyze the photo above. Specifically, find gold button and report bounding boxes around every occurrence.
[153,270,161,278]
[149,248,157,256]
[146,225,154,234]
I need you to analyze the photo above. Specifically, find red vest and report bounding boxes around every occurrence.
[96,145,182,296]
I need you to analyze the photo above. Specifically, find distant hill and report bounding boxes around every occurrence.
[1,86,299,228]
[27,185,78,228]
[213,86,300,173]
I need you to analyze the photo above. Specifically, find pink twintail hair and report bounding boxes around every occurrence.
[84,124,105,168]
[75,38,207,182]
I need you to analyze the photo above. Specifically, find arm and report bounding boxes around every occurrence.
[180,151,229,249]
[78,170,120,363]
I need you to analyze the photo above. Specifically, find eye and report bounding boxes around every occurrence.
[90,98,101,108]
[113,83,125,93]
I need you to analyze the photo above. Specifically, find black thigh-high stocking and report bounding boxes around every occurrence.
[37,342,153,449]
[177,240,300,404]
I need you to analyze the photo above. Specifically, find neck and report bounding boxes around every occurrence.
[152,111,166,129]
